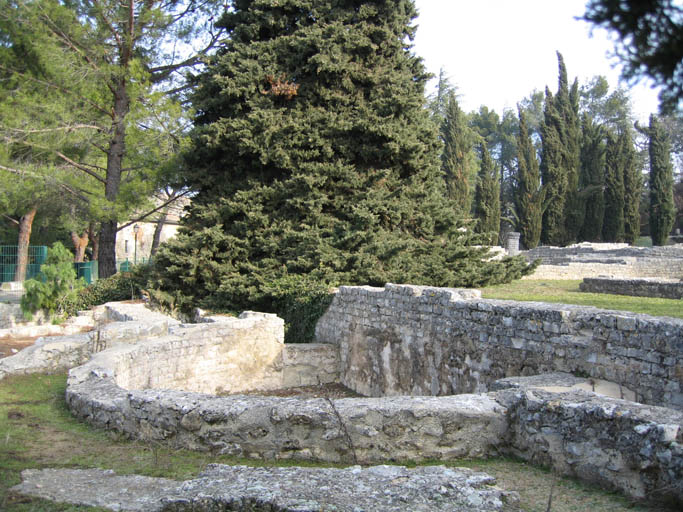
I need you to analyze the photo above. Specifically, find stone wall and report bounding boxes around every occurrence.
[522,243,683,280]
[65,368,683,503]
[0,303,23,328]
[580,277,683,299]
[314,284,683,410]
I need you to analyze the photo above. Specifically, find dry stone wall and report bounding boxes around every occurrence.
[315,284,683,410]
[580,277,683,299]
[522,243,683,280]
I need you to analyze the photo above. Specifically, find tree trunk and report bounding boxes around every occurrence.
[70,230,89,262]
[14,207,37,282]
[99,81,129,278]
[150,207,169,257]
[90,225,100,261]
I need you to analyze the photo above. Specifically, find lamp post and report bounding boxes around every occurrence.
[133,224,140,265]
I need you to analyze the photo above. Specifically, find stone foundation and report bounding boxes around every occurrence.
[522,243,683,280]
[11,465,519,512]
[316,284,683,410]
[580,277,683,299]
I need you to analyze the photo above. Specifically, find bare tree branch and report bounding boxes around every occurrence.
[117,189,190,231]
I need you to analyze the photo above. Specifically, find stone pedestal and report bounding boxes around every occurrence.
[505,232,521,255]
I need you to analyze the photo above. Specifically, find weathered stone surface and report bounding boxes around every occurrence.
[66,371,508,463]
[0,302,26,328]
[0,303,175,381]
[491,372,637,401]
[283,343,340,387]
[11,465,519,511]
[580,277,683,300]
[496,388,683,503]
[522,243,683,280]
[315,283,683,410]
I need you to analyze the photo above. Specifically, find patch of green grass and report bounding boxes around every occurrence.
[1,373,674,511]
[481,279,683,319]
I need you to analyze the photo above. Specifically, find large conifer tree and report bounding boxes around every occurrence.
[602,132,626,242]
[578,115,606,241]
[540,53,580,246]
[152,0,533,311]
[621,125,642,244]
[646,114,676,245]
[514,108,544,249]
[441,91,477,214]
[474,143,500,245]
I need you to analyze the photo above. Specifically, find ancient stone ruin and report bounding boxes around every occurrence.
[3,284,683,509]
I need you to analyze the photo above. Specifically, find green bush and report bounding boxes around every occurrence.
[260,273,335,344]
[64,264,151,316]
[21,242,85,321]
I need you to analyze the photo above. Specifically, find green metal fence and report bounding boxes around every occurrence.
[75,261,98,284]
[0,245,48,283]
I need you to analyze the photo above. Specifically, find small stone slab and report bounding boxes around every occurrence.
[12,464,519,512]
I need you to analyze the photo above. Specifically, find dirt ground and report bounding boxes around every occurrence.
[222,383,364,399]
[0,336,40,359]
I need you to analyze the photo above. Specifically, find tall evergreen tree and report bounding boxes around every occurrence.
[602,132,626,242]
[578,115,606,241]
[441,92,477,214]
[152,0,533,312]
[646,114,676,245]
[540,53,581,246]
[474,143,500,245]
[621,125,642,244]
[514,108,544,249]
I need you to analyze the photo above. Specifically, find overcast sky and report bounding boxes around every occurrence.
[411,0,661,122]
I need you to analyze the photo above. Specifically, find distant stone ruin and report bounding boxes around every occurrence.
[522,242,683,279]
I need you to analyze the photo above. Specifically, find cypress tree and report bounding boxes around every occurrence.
[441,92,477,215]
[540,86,566,245]
[474,143,500,245]
[647,114,676,245]
[578,115,606,241]
[621,125,642,244]
[540,53,580,246]
[514,108,544,249]
[151,0,534,312]
[602,131,626,242]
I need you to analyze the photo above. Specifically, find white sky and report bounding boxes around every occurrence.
[411,0,661,122]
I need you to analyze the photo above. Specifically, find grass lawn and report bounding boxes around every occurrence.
[0,373,670,512]
[481,279,683,319]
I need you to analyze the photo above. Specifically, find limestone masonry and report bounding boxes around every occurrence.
[522,243,683,279]
[11,465,519,511]
[580,277,683,299]
[3,296,682,505]
[316,284,683,410]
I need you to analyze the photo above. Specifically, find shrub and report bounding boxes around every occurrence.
[260,273,335,344]
[64,263,151,316]
[21,242,85,321]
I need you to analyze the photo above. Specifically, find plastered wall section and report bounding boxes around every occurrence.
[314,284,683,410]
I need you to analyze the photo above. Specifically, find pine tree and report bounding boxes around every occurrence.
[621,125,642,244]
[514,108,544,249]
[152,0,534,312]
[441,92,477,214]
[540,53,580,246]
[646,114,676,245]
[602,132,626,242]
[578,115,606,241]
[474,143,500,245]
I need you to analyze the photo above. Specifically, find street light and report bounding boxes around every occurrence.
[133,224,140,265]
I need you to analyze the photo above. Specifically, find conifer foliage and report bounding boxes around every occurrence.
[152,0,534,313]
[474,143,500,245]
[646,114,676,245]
[514,109,544,249]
